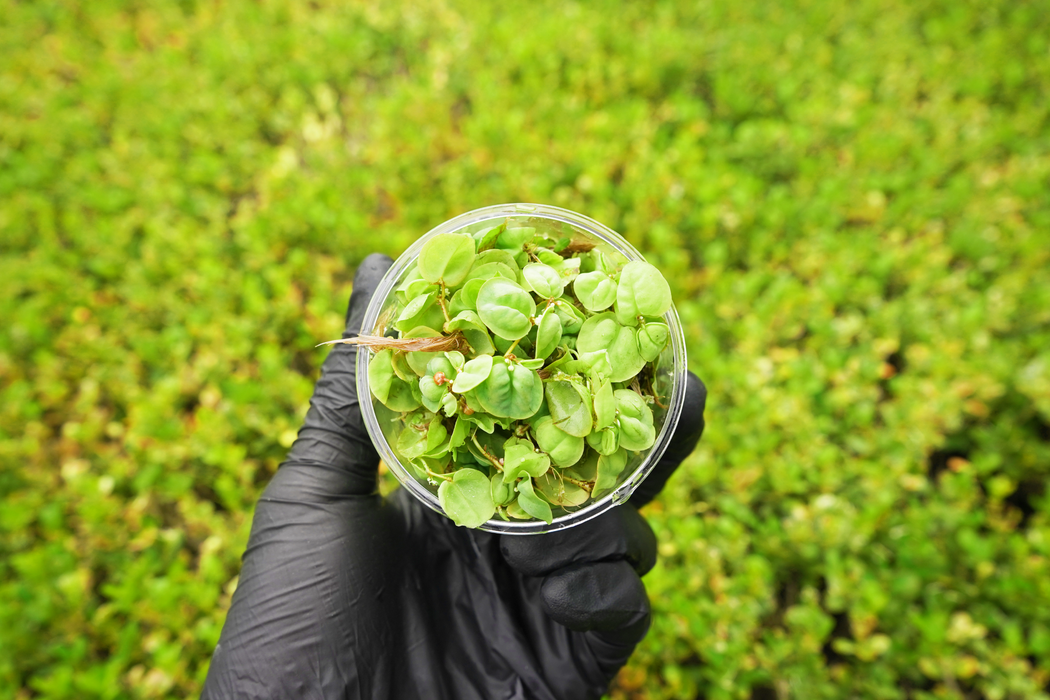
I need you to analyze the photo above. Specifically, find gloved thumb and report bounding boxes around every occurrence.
[282,253,394,495]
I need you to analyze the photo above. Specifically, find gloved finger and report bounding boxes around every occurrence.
[344,253,396,339]
[629,371,707,508]
[501,504,657,578]
[540,560,650,645]
[281,253,394,496]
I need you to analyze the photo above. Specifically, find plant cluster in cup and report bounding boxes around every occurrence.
[327,222,674,528]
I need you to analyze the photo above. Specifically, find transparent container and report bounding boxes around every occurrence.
[357,203,688,534]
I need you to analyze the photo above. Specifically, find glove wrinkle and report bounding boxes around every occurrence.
[500,506,657,578]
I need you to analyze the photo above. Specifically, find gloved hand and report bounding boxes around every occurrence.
[202,253,707,700]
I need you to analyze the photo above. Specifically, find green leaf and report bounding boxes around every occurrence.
[515,477,553,524]
[438,468,496,528]
[451,354,493,393]
[426,415,449,452]
[532,415,585,467]
[545,379,593,438]
[474,222,506,252]
[553,298,586,334]
[367,349,396,404]
[506,499,532,520]
[396,290,436,327]
[418,233,477,286]
[576,313,645,383]
[474,357,543,419]
[419,357,456,412]
[615,261,672,326]
[386,378,423,411]
[522,263,564,299]
[464,261,519,285]
[450,415,472,448]
[397,278,438,307]
[637,322,669,362]
[502,438,551,483]
[465,410,496,434]
[370,350,421,411]
[404,326,445,376]
[593,448,629,499]
[491,472,514,506]
[573,271,617,312]
[476,278,536,340]
[390,350,414,382]
[397,411,431,460]
[536,471,590,506]
[443,351,465,372]
[534,308,563,360]
[586,426,619,455]
[593,380,615,430]
[614,389,656,451]
[476,249,522,280]
[445,309,495,356]
[497,226,535,251]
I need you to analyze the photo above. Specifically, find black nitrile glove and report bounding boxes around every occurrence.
[202,253,707,700]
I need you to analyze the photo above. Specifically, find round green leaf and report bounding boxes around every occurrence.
[476,249,522,280]
[491,473,514,506]
[553,298,586,335]
[474,357,543,419]
[473,222,506,252]
[535,308,563,360]
[385,378,423,412]
[576,313,645,383]
[586,426,619,455]
[637,322,669,362]
[448,278,486,316]
[535,472,590,507]
[533,415,585,467]
[367,349,396,404]
[615,261,672,326]
[476,278,536,341]
[497,226,535,251]
[451,354,493,393]
[573,271,617,312]
[464,261,518,285]
[419,357,456,412]
[614,389,656,451]
[438,468,496,528]
[592,448,629,499]
[397,411,431,460]
[515,477,553,524]
[445,310,495,356]
[545,380,592,438]
[522,263,564,299]
[502,438,551,483]
[418,233,477,286]
[450,415,472,449]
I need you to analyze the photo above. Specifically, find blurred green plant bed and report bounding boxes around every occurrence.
[2,0,1049,698]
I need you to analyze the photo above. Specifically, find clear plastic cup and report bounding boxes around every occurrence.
[357,203,688,534]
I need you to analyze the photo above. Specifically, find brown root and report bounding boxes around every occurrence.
[317,333,472,354]
[560,239,597,255]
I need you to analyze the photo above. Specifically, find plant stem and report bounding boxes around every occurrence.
[471,434,503,471]
[424,466,453,482]
[562,474,593,493]
[437,283,452,325]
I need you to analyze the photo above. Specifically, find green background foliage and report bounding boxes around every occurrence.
[2,0,1049,697]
